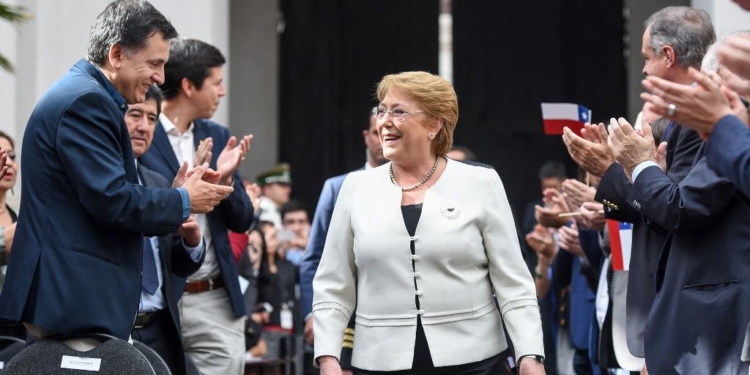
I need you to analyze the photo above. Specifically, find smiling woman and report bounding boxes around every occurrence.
[313,72,545,375]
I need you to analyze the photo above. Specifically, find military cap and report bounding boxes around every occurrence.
[257,163,292,186]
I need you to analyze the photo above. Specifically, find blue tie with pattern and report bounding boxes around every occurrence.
[663,121,676,142]
[141,238,159,295]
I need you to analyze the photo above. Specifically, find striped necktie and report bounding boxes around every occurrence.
[141,238,159,295]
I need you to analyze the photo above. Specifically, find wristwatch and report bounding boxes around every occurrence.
[518,355,545,365]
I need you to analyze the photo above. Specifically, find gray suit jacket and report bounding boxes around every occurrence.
[312,159,543,371]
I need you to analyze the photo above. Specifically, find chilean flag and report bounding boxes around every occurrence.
[541,103,591,136]
[607,220,632,271]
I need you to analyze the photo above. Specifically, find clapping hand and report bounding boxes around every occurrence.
[607,117,657,176]
[180,164,234,214]
[558,221,584,258]
[217,135,253,186]
[177,215,201,247]
[641,68,735,136]
[535,188,571,229]
[172,161,222,188]
[562,179,596,210]
[579,202,606,231]
[194,137,214,167]
[525,224,556,263]
[562,123,615,177]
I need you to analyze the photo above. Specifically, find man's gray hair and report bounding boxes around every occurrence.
[702,30,750,73]
[645,6,716,69]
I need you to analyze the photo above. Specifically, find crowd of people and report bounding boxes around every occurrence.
[1,0,750,375]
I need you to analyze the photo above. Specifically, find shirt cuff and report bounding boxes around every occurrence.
[182,237,205,262]
[176,187,190,221]
[632,161,660,183]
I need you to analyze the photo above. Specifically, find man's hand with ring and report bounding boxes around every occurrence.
[641,67,734,136]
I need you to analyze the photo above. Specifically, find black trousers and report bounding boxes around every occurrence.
[356,353,504,375]
[131,310,183,375]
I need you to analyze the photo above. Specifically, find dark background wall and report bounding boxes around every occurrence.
[452,0,627,217]
[279,0,626,219]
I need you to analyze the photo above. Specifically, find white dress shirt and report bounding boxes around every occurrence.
[160,113,219,281]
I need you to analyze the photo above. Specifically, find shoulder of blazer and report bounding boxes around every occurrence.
[139,165,171,188]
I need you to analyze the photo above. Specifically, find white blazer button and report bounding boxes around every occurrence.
[410,236,419,242]
[411,255,420,261]
[415,290,423,296]
[414,272,421,278]
[418,309,425,315]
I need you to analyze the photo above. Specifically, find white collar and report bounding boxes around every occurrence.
[159,113,194,135]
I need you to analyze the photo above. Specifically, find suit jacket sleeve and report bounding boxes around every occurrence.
[628,157,736,236]
[312,175,357,364]
[595,163,641,222]
[213,126,254,233]
[301,178,337,319]
[57,91,184,233]
[706,115,750,199]
[168,235,206,278]
[480,168,544,360]
[217,171,254,233]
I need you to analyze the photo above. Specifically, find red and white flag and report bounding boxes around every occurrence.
[540,103,592,136]
[607,220,632,271]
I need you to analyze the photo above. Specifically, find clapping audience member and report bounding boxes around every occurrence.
[128,86,207,375]
[139,38,254,375]
[562,8,709,374]
[0,0,232,344]
[608,33,750,371]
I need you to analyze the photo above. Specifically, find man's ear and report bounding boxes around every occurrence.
[181,77,195,98]
[663,45,676,68]
[108,43,126,69]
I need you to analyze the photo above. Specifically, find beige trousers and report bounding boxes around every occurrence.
[179,287,245,375]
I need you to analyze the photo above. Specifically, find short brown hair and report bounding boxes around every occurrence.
[376,71,458,156]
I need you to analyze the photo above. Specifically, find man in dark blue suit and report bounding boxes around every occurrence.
[300,113,387,374]
[608,113,750,374]
[128,86,206,375]
[0,0,232,342]
[139,38,254,375]
[562,8,711,367]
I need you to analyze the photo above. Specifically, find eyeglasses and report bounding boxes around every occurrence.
[372,107,425,121]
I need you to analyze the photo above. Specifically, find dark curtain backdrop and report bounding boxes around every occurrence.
[279,0,440,210]
[452,0,626,217]
[279,1,626,218]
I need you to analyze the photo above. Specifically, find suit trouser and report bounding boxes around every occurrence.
[132,310,182,375]
[179,287,245,375]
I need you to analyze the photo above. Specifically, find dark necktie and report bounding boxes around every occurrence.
[663,121,676,142]
[141,238,159,295]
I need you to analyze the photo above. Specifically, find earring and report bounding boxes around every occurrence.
[429,132,435,139]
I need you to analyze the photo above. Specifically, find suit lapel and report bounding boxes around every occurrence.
[192,121,208,152]
[152,121,181,175]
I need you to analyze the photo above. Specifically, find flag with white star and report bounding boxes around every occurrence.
[540,103,592,136]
